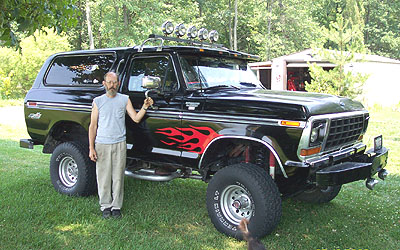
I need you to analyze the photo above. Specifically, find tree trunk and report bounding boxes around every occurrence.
[228,0,233,49]
[85,0,94,49]
[233,0,238,50]
[123,4,128,27]
[115,6,120,46]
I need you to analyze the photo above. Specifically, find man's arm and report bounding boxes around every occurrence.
[89,101,99,162]
[126,98,153,123]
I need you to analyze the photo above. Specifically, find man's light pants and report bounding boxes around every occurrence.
[95,141,126,211]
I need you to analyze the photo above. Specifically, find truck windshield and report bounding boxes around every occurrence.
[179,54,263,90]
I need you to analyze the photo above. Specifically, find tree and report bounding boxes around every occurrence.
[0,0,78,48]
[306,14,369,98]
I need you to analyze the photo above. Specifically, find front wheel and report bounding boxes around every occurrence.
[50,142,97,196]
[206,163,282,239]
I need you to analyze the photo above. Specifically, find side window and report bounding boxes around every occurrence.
[128,56,178,92]
[45,54,115,86]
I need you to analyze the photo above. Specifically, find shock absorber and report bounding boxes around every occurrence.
[269,151,275,179]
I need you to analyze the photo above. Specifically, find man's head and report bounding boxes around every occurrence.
[103,72,120,97]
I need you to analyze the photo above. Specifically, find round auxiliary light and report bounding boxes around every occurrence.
[209,30,219,43]
[187,26,197,39]
[198,28,208,40]
[175,23,186,37]
[162,21,174,35]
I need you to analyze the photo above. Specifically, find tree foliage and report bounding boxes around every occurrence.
[0,0,78,47]
[306,14,369,98]
[0,28,71,98]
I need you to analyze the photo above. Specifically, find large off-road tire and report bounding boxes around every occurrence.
[50,142,97,196]
[206,163,282,239]
[294,185,342,204]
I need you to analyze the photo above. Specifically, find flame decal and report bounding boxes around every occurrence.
[156,126,221,154]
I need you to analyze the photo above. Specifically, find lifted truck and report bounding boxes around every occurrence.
[20,22,389,239]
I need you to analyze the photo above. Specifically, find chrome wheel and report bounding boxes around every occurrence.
[59,156,78,187]
[220,184,254,225]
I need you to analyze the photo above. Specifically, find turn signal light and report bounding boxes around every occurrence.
[300,147,321,156]
[281,120,301,127]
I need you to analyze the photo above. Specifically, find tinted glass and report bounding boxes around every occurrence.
[128,56,178,92]
[46,54,115,85]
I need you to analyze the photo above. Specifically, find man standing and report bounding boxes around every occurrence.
[88,71,153,218]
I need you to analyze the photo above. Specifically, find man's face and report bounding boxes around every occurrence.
[103,73,119,97]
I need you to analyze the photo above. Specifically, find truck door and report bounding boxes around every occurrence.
[121,54,183,164]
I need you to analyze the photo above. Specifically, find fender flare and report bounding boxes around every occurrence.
[198,135,288,178]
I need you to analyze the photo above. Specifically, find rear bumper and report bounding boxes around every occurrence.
[316,147,389,186]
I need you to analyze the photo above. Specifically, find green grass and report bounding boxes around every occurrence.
[0,107,399,250]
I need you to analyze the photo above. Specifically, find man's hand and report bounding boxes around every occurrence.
[143,97,154,109]
[89,148,97,162]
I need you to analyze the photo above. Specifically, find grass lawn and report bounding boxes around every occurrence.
[0,105,399,250]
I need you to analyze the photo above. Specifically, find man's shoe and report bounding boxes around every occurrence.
[102,208,112,219]
[112,209,122,218]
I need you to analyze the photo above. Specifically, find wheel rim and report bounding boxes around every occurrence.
[220,184,254,225]
[59,156,78,187]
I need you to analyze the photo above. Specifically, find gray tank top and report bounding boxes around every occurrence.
[94,93,129,144]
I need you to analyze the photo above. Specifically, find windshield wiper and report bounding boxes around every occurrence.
[202,85,240,91]
[239,82,257,87]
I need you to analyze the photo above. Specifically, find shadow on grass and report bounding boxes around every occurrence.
[1,137,399,249]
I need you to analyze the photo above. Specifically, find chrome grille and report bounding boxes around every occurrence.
[325,114,367,150]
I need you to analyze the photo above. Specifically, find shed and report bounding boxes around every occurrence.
[250,49,400,107]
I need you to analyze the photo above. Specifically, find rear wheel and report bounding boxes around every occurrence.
[206,163,281,239]
[294,185,342,203]
[50,142,97,196]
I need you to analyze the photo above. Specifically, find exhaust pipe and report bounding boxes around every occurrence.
[366,178,379,190]
[378,169,389,180]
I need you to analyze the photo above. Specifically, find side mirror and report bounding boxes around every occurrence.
[142,76,161,89]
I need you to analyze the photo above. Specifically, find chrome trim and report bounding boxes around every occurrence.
[198,135,287,178]
[304,142,367,168]
[27,101,92,112]
[297,110,369,161]
[152,147,181,157]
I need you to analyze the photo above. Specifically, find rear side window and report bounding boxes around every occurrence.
[45,54,115,86]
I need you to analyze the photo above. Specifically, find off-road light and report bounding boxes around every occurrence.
[198,28,208,40]
[162,21,174,35]
[209,30,219,43]
[187,26,197,39]
[175,23,186,37]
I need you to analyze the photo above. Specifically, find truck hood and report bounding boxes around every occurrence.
[203,88,366,120]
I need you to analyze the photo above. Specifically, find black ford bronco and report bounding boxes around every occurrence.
[20,24,389,239]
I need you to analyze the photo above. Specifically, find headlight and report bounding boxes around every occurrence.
[309,121,327,146]
[310,128,319,143]
[162,21,174,35]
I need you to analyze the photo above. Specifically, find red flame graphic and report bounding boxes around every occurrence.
[156,126,221,154]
